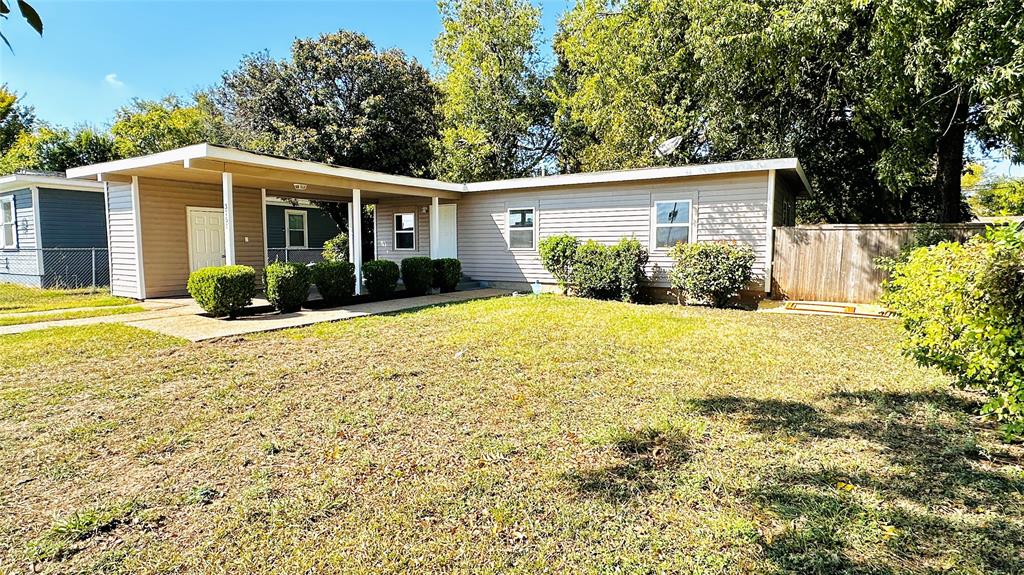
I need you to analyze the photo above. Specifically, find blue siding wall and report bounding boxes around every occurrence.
[0,188,41,284]
[265,204,344,249]
[38,188,108,248]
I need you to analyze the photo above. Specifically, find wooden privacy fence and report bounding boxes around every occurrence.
[771,223,989,303]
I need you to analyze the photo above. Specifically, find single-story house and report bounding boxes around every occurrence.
[0,173,110,287]
[64,143,809,300]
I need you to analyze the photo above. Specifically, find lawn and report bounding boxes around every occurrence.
[0,305,146,327]
[0,296,1021,574]
[0,284,135,314]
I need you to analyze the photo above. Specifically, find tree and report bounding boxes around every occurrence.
[0,84,34,156]
[110,95,212,157]
[209,30,441,179]
[0,0,42,52]
[433,0,555,181]
[971,178,1024,216]
[0,125,116,175]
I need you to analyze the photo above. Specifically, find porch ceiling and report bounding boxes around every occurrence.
[65,143,463,201]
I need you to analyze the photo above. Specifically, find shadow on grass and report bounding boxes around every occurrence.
[685,392,1024,574]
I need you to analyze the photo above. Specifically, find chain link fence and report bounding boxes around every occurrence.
[267,248,325,265]
[0,248,110,288]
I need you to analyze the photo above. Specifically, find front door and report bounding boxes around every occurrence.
[436,204,457,259]
[187,207,226,272]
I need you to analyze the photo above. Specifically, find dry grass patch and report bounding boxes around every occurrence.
[0,284,135,314]
[0,296,1021,574]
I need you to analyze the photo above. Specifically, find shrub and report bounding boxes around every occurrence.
[432,258,462,292]
[362,259,400,297]
[186,265,256,318]
[264,261,311,313]
[400,257,434,295]
[572,240,621,300]
[669,242,755,308]
[882,225,1024,437]
[539,234,580,290]
[875,222,956,274]
[613,237,649,303]
[321,233,349,262]
[310,260,355,305]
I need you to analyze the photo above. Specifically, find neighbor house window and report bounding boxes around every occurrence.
[507,207,535,249]
[394,212,416,250]
[285,209,308,248]
[0,197,16,249]
[653,200,691,249]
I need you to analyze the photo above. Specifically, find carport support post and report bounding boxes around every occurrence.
[351,188,362,295]
[222,172,236,265]
[429,196,440,259]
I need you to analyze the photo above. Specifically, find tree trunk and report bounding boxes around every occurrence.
[934,95,968,223]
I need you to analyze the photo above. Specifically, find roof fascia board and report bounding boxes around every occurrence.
[0,174,106,194]
[65,143,210,179]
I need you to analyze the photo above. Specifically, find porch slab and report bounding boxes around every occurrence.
[124,288,510,342]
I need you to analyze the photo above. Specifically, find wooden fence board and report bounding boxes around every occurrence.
[771,223,989,303]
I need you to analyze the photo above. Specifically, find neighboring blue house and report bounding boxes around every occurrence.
[0,173,109,287]
[264,197,345,263]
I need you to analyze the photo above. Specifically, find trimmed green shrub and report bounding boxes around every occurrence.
[539,234,579,290]
[572,241,621,300]
[310,260,355,305]
[186,265,256,318]
[362,259,400,297]
[669,242,755,308]
[321,233,349,262]
[401,257,434,296]
[882,225,1024,437]
[264,261,311,313]
[613,237,649,303]
[432,258,462,292]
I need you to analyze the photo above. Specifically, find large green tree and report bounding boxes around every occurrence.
[433,0,555,181]
[0,125,116,175]
[0,84,34,156]
[110,95,213,157]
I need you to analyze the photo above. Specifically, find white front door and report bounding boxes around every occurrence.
[187,207,226,272]
[436,204,457,259]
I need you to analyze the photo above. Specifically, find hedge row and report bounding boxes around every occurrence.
[361,257,462,297]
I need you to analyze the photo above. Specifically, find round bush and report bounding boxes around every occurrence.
[362,259,400,297]
[310,260,356,305]
[572,240,620,300]
[264,261,311,313]
[539,234,579,289]
[321,233,349,262]
[669,242,755,308]
[432,258,462,292]
[401,257,434,295]
[187,265,256,318]
[612,237,649,303]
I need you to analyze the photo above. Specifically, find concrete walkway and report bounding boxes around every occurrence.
[0,289,509,341]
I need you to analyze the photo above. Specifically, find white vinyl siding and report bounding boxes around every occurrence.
[106,183,143,298]
[374,198,430,264]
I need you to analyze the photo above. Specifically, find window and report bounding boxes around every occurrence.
[394,212,416,250]
[507,207,535,249]
[0,197,15,249]
[285,210,308,248]
[653,200,691,249]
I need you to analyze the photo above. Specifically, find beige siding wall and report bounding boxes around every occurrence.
[374,198,431,263]
[138,178,264,298]
[457,172,770,288]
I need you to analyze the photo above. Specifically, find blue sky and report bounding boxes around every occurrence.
[0,0,1017,177]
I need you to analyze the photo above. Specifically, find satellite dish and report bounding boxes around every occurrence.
[652,135,683,158]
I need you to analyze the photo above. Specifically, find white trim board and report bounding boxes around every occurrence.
[0,174,105,194]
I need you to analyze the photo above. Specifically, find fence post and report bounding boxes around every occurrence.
[91,248,97,289]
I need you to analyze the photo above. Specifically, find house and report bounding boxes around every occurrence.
[264,196,345,263]
[64,143,810,300]
[0,173,109,287]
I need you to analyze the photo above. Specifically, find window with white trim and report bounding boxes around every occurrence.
[0,197,16,249]
[394,212,416,250]
[653,200,691,249]
[507,207,535,249]
[285,209,308,248]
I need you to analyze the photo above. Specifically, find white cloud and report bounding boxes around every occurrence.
[104,73,125,88]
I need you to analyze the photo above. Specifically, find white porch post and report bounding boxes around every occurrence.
[222,172,236,265]
[764,168,777,293]
[347,201,354,264]
[429,196,440,259]
[351,188,362,295]
[260,188,268,267]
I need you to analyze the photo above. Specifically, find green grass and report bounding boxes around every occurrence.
[0,305,146,326]
[0,296,1021,574]
[0,284,135,314]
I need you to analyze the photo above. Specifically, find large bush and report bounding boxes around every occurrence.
[572,240,621,300]
[539,234,579,290]
[614,238,649,303]
[362,259,400,297]
[882,225,1024,437]
[875,223,956,274]
[264,261,311,313]
[321,233,349,262]
[310,260,355,305]
[432,258,462,292]
[669,242,755,308]
[186,265,256,318]
[401,257,434,296]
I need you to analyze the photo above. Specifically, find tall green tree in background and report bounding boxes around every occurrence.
[0,125,116,175]
[433,0,555,181]
[110,95,213,157]
[0,84,34,156]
